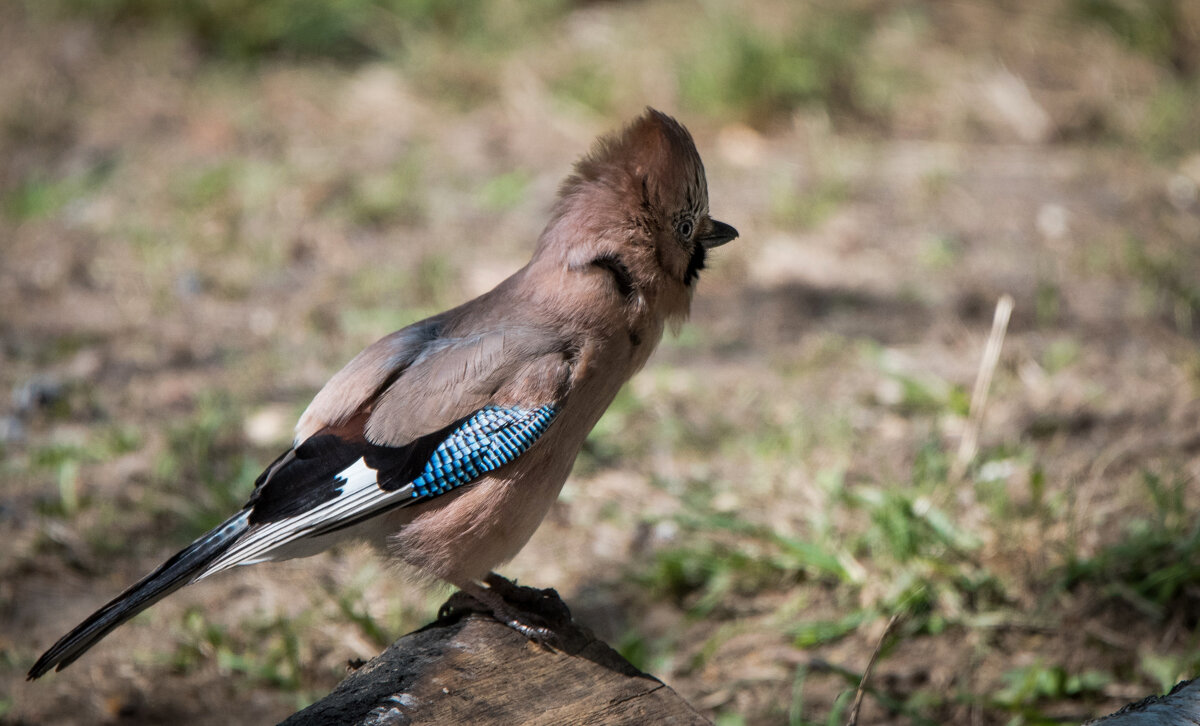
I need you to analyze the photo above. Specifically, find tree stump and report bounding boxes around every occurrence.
[280,589,709,725]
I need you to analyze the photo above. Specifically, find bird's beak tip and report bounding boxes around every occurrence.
[700,219,739,249]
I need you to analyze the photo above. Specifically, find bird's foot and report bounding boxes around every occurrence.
[440,574,571,647]
[483,573,572,626]
[491,605,559,647]
[438,590,486,620]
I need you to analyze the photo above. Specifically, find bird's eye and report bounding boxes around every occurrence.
[676,218,694,240]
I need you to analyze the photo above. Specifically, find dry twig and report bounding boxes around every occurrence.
[846,613,901,726]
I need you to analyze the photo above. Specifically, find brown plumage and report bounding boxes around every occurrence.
[28,108,737,678]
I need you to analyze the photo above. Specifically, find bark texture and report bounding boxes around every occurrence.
[281,591,709,726]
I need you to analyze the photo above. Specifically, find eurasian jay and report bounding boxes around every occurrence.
[28,108,737,678]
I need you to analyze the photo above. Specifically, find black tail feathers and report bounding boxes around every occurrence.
[27,510,250,679]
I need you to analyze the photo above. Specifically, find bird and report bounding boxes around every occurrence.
[27,108,738,679]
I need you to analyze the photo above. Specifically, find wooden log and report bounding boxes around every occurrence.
[1085,679,1200,725]
[280,589,709,726]
[286,584,1200,725]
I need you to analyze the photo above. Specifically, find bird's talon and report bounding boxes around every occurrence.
[501,614,559,648]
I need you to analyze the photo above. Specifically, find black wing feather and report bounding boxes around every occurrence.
[247,417,470,525]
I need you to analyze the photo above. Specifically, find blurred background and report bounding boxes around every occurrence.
[2,0,1199,723]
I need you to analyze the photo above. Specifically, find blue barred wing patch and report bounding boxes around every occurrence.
[410,404,558,498]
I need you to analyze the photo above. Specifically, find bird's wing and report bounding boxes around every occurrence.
[199,324,575,577]
[364,324,574,445]
[28,323,574,677]
[292,318,444,443]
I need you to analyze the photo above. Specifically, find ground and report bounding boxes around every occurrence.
[2,1,1200,724]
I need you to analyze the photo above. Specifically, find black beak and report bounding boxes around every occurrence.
[699,219,739,249]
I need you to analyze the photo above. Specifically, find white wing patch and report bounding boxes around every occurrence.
[197,457,415,578]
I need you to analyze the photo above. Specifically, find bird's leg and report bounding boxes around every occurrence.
[439,573,570,645]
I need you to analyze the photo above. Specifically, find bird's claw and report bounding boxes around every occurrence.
[496,610,559,647]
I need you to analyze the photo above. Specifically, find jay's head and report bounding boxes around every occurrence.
[537,108,737,327]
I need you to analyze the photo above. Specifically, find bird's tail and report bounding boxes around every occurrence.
[27,510,252,679]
